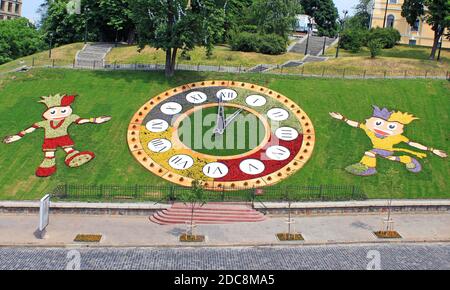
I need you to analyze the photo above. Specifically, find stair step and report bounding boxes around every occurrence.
[150,202,266,225]
[161,210,264,218]
[152,215,266,225]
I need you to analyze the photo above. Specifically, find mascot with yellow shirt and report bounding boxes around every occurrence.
[329,106,447,176]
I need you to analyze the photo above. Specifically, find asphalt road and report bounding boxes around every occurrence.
[1,243,449,270]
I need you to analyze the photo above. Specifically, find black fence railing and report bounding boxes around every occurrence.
[51,184,367,203]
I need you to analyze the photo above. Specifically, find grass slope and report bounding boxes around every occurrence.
[0,69,448,200]
[0,43,84,74]
[293,44,450,77]
[106,44,303,67]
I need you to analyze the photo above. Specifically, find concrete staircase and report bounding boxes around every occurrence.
[75,43,115,68]
[150,202,266,225]
[289,36,336,56]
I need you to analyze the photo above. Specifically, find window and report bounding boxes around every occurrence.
[386,15,395,28]
[0,1,5,12]
[8,2,12,12]
[389,0,397,3]
[409,39,417,46]
[411,19,420,32]
[15,3,18,14]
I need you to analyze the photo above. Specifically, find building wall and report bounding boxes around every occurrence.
[0,0,22,20]
[370,0,449,48]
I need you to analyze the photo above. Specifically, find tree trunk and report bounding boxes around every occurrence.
[165,49,174,77]
[164,48,178,77]
[429,28,443,60]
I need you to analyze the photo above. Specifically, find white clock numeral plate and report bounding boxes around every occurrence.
[168,155,194,170]
[267,108,289,121]
[161,102,182,115]
[239,159,265,175]
[146,119,169,133]
[245,95,267,107]
[186,91,207,104]
[266,145,291,161]
[148,138,172,153]
[203,162,229,178]
[216,89,237,101]
[275,127,299,141]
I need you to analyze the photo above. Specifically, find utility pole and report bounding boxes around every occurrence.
[335,10,348,58]
[383,0,389,28]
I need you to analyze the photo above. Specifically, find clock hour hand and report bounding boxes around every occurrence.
[223,108,243,130]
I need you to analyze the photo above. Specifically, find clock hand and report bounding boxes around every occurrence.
[223,108,244,131]
[213,96,226,135]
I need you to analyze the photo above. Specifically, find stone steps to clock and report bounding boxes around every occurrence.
[161,209,263,218]
[150,202,266,225]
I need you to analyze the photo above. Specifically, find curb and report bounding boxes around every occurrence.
[1,239,449,249]
[1,200,449,216]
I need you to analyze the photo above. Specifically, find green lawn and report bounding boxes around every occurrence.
[0,69,448,200]
[178,106,265,156]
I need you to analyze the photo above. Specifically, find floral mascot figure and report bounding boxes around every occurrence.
[329,106,447,176]
[3,94,111,177]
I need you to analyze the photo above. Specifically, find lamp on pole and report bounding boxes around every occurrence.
[84,7,90,44]
[48,32,53,59]
[335,10,348,58]
[304,16,312,55]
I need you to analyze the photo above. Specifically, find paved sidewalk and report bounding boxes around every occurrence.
[0,213,449,247]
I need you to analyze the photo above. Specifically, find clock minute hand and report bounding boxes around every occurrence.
[214,96,226,135]
[223,108,243,131]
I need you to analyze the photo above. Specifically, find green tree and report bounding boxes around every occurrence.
[216,0,253,42]
[99,0,134,43]
[401,0,450,60]
[178,180,207,237]
[39,0,134,45]
[347,0,372,30]
[249,0,302,40]
[300,0,339,37]
[0,18,45,64]
[129,0,225,77]
[39,0,84,45]
[367,38,382,58]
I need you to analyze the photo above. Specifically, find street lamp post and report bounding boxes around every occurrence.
[48,33,53,59]
[84,7,90,44]
[304,18,311,55]
[335,10,348,58]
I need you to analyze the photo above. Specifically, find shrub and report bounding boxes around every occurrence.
[230,32,259,52]
[240,25,258,34]
[367,39,383,58]
[230,32,286,55]
[367,27,401,49]
[339,29,367,52]
[258,34,286,55]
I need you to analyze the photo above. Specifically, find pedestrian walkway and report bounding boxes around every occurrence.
[1,213,448,247]
[75,43,115,68]
[289,35,337,56]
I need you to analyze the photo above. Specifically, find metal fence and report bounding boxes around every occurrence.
[7,57,448,80]
[51,184,367,203]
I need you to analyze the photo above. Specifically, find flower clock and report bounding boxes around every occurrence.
[127,81,315,190]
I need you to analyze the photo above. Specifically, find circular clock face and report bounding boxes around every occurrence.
[127,80,315,190]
